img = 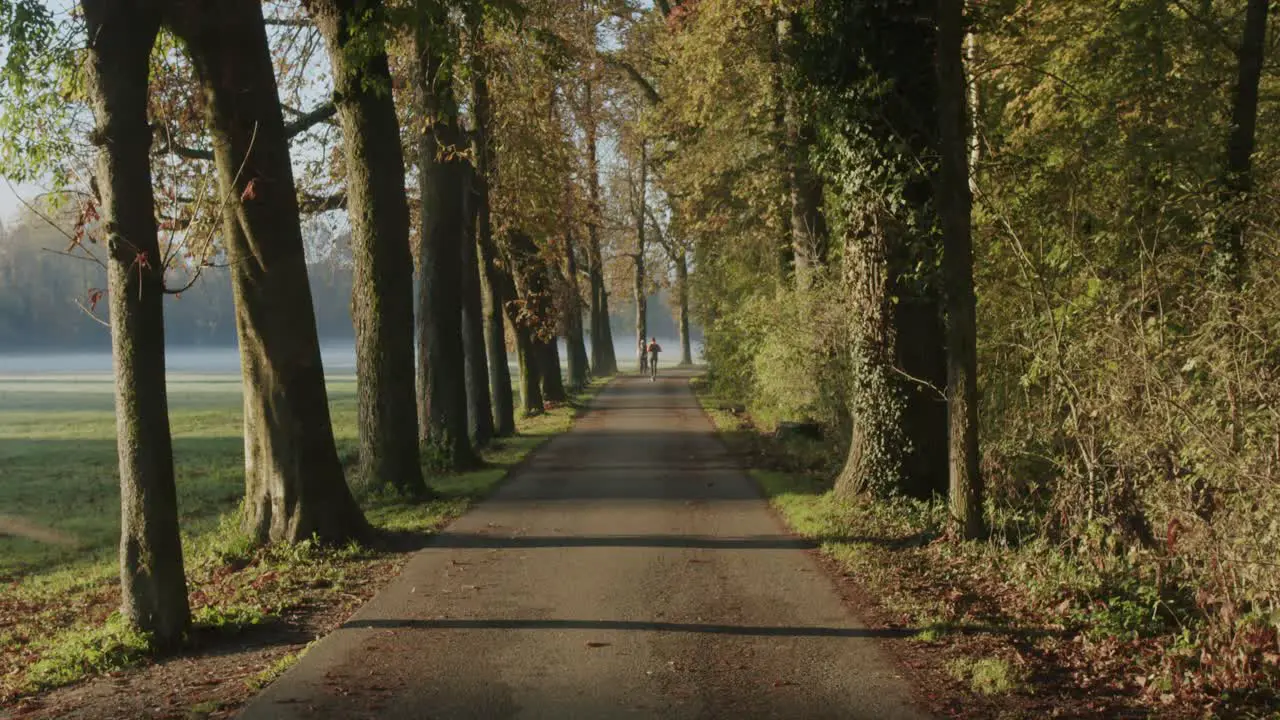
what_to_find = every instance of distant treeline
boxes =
[0,215,694,351]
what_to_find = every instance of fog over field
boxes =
[0,336,699,377]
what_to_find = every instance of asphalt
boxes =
[239,371,931,720]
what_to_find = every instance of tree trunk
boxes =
[85,0,190,648]
[584,75,618,376]
[311,0,426,495]
[1218,0,1269,288]
[780,17,828,289]
[676,248,693,366]
[832,5,947,502]
[538,336,567,402]
[467,8,515,438]
[461,162,494,446]
[478,235,516,435]
[634,141,648,372]
[170,0,367,544]
[773,17,795,279]
[512,319,544,416]
[503,231,550,415]
[966,32,982,191]
[937,0,983,539]
[414,1,476,470]
[563,232,591,390]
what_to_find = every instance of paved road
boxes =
[240,373,930,720]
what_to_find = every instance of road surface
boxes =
[240,372,930,719]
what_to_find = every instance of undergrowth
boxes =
[692,377,1278,717]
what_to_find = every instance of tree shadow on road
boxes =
[337,617,1068,642]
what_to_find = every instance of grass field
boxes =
[0,372,589,577]
[1,370,603,704]
[0,374,364,577]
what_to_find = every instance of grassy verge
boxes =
[0,375,608,706]
[690,377,1277,718]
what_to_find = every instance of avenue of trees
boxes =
[2,0,1277,698]
[636,0,1277,695]
[0,0,698,648]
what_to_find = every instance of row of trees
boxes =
[645,0,1278,692]
[0,0,698,649]
[0,212,689,352]
[609,0,982,530]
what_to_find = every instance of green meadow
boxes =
[0,373,362,577]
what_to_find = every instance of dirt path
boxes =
[239,373,931,720]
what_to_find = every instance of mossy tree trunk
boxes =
[85,0,190,648]
[831,1,948,502]
[310,0,426,496]
[169,0,367,544]
[414,0,477,470]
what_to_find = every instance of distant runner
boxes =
[647,337,662,381]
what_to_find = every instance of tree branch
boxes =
[298,191,347,214]
[155,128,213,161]
[154,101,334,162]
[264,16,313,27]
[601,54,660,105]
[283,101,337,138]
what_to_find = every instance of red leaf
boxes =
[241,177,259,201]
[87,288,105,312]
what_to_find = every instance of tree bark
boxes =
[169,0,367,544]
[1218,0,1269,288]
[563,231,591,390]
[310,0,426,495]
[501,229,547,415]
[85,0,190,648]
[584,74,618,375]
[773,17,795,279]
[478,235,516,434]
[512,318,544,416]
[937,0,983,539]
[675,247,693,366]
[966,32,982,191]
[538,336,567,402]
[461,161,494,445]
[414,0,477,470]
[832,2,948,502]
[467,7,515,437]
[780,16,828,288]
[634,141,648,372]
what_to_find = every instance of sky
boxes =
[0,180,42,224]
